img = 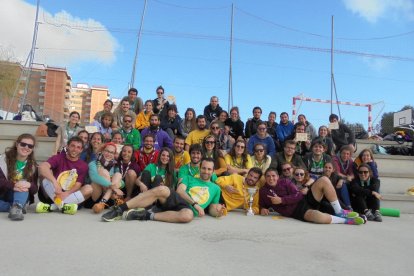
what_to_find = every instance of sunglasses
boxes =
[211,126,220,130]
[19,142,34,149]
[205,141,215,144]
[358,171,369,175]
[295,172,305,177]
[157,92,164,94]
[123,120,132,123]
[255,149,264,153]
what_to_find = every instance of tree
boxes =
[0,46,24,110]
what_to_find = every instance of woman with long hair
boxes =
[135,100,154,131]
[350,164,382,222]
[181,108,197,138]
[213,110,228,130]
[117,144,141,201]
[89,142,124,213]
[224,107,244,140]
[81,132,104,163]
[137,147,177,190]
[202,135,227,176]
[224,139,252,176]
[291,167,315,195]
[0,134,38,220]
[251,143,272,174]
[54,111,83,154]
[353,148,378,179]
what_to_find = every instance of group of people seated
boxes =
[0,86,382,225]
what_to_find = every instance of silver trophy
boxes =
[247,187,257,216]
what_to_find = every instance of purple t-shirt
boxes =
[47,154,88,186]
[118,161,141,180]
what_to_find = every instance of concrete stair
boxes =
[355,139,414,214]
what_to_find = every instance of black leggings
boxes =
[141,170,163,189]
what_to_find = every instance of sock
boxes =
[50,204,58,211]
[330,215,346,224]
[330,200,342,214]
[119,203,129,212]
[147,211,154,220]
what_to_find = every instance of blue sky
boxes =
[2,0,414,130]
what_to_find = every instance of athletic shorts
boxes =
[155,189,191,212]
[291,189,321,221]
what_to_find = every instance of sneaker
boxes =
[8,203,24,221]
[373,210,383,222]
[337,209,358,219]
[101,206,123,222]
[36,202,51,213]
[364,209,375,221]
[345,216,365,225]
[62,204,78,215]
[92,202,108,214]
[124,208,148,221]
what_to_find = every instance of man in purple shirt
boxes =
[259,167,364,225]
[37,137,93,214]
[141,114,173,150]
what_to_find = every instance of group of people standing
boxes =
[0,86,382,225]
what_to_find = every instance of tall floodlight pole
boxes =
[330,16,334,115]
[20,0,41,112]
[227,3,234,111]
[130,0,148,88]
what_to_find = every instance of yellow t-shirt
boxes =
[185,129,210,146]
[215,174,259,214]
[224,154,253,169]
[174,151,191,170]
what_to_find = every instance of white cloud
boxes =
[343,0,414,23]
[0,0,118,66]
[362,57,391,71]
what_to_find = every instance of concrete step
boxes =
[379,175,414,194]
[0,120,43,136]
[0,135,56,161]
[374,155,414,176]
[381,194,414,214]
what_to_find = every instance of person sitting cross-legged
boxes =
[101,158,225,222]
[259,167,365,225]
[37,137,93,215]
[215,167,262,214]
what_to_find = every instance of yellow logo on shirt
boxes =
[188,187,210,205]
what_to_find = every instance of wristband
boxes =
[191,202,198,207]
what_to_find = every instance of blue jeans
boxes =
[0,191,29,212]
[339,182,352,209]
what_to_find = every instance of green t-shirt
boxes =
[144,163,177,188]
[178,164,217,182]
[182,176,221,217]
[14,160,27,182]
